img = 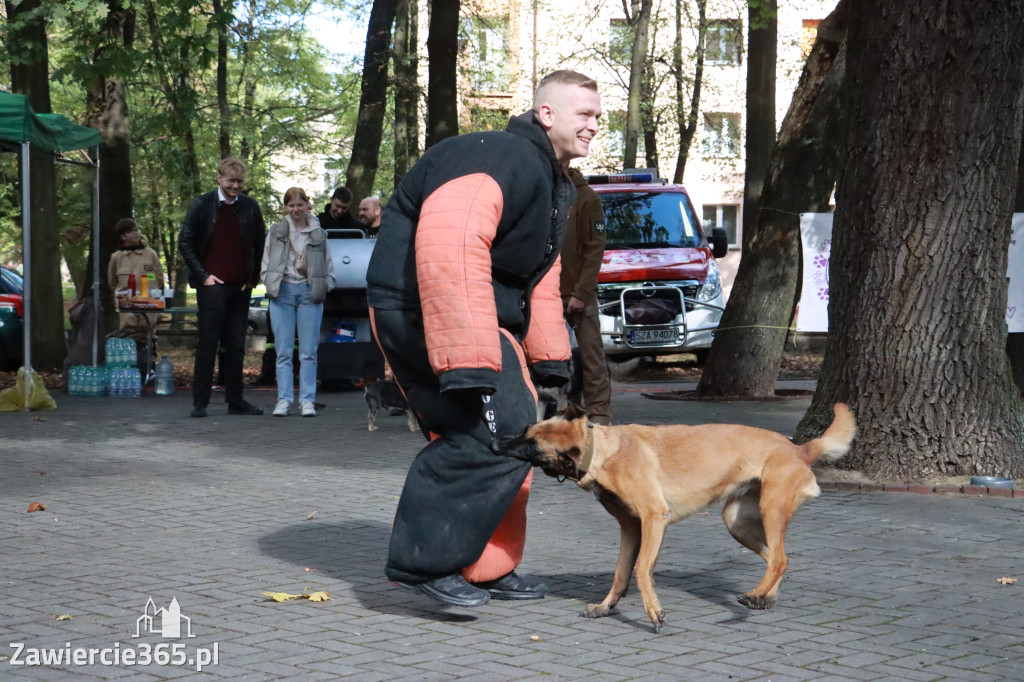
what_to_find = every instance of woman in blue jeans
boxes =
[260,187,334,416]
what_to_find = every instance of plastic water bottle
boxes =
[129,368,142,397]
[155,356,174,396]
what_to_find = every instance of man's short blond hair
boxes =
[532,70,599,111]
[217,156,247,178]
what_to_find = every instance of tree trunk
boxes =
[213,0,232,159]
[672,0,704,183]
[740,0,776,252]
[6,0,65,370]
[696,0,848,398]
[393,0,420,184]
[346,0,398,203]
[795,0,1024,480]
[426,0,460,148]
[640,59,658,172]
[144,0,204,309]
[624,0,652,169]
[85,0,136,334]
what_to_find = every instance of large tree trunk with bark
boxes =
[696,0,848,398]
[796,0,1024,480]
[425,0,460,148]
[740,0,776,253]
[346,0,397,202]
[85,0,136,334]
[6,0,65,370]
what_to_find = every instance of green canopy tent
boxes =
[0,90,101,406]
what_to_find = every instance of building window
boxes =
[706,19,741,65]
[801,19,822,60]
[465,16,511,93]
[466,106,510,133]
[605,110,627,158]
[609,19,633,67]
[702,112,741,158]
[703,204,739,247]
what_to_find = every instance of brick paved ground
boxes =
[2,381,1022,680]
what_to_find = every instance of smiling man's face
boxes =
[537,85,602,166]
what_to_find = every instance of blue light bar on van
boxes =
[585,172,655,185]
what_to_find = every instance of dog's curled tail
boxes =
[801,403,856,465]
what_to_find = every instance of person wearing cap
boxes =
[108,217,165,332]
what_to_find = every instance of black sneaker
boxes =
[227,400,263,416]
[474,571,548,600]
[392,574,490,607]
[190,405,207,418]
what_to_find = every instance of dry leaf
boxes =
[263,591,332,603]
[31,416,45,422]
[529,635,541,642]
[27,501,46,513]
[55,614,72,621]
[306,510,318,520]
[997,577,1017,585]
[264,591,302,602]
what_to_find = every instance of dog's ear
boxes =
[560,403,587,421]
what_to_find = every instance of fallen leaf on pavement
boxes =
[997,577,1017,585]
[55,614,72,621]
[263,591,331,602]
[27,501,46,513]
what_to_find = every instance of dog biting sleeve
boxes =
[416,174,503,388]
[523,255,572,363]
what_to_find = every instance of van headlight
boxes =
[696,260,722,302]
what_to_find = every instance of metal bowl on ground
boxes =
[969,476,1015,489]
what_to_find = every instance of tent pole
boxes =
[20,142,32,410]
[91,145,101,367]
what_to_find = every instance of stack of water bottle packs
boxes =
[106,337,143,397]
[67,338,142,397]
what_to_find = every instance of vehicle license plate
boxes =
[629,328,678,345]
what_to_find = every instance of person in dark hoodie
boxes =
[366,70,602,607]
[317,186,363,231]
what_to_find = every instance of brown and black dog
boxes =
[499,403,856,631]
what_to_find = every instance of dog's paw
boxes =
[737,593,776,610]
[582,603,611,619]
[646,608,666,631]
[368,424,380,432]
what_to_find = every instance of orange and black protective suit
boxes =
[367,111,574,585]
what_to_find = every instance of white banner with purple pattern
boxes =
[797,213,1023,333]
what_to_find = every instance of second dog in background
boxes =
[365,378,418,432]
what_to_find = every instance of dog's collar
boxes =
[578,423,595,476]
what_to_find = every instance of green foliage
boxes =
[0,0,367,282]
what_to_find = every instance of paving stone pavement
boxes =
[2,380,1023,680]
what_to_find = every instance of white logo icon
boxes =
[134,597,196,639]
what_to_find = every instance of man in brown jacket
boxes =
[560,167,611,424]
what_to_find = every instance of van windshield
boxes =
[597,191,704,249]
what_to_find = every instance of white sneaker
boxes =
[300,400,316,417]
[273,400,291,417]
